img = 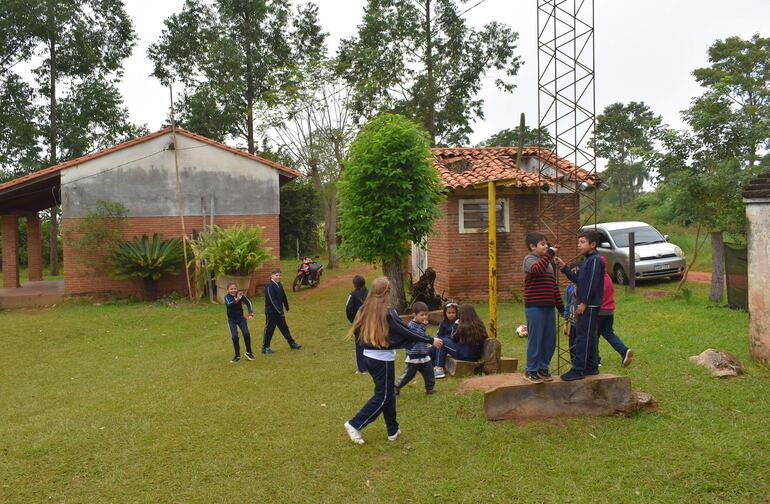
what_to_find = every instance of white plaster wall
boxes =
[746,199,770,362]
[61,133,280,218]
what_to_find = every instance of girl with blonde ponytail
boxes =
[344,277,443,444]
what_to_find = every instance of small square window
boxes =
[459,198,509,234]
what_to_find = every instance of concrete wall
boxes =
[745,199,770,362]
[61,133,279,218]
[427,191,578,300]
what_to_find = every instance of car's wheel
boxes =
[292,276,301,292]
[614,265,628,285]
[671,274,684,281]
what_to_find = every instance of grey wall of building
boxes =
[61,134,281,218]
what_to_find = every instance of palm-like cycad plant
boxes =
[112,234,184,299]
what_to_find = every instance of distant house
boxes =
[412,146,598,300]
[0,127,299,297]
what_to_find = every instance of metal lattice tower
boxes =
[537,0,597,372]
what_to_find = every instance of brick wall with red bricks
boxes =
[63,214,280,296]
[427,192,579,301]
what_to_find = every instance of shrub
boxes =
[66,200,127,275]
[193,224,273,277]
[112,233,185,299]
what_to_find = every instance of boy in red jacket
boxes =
[598,256,634,367]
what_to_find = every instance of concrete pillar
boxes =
[745,198,770,363]
[26,212,43,282]
[1,214,21,289]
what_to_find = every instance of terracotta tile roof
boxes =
[432,146,599,190]
[0,127,300,193]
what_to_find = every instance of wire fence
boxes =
[724,243,748,310]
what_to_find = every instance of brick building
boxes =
[411,147,598,300]
[0,127,299,297]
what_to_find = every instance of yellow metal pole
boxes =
[488,181,497,338]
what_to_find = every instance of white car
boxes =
[580,221,687,284]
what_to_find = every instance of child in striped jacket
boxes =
[394,301,435,395]
[522,232,564,383]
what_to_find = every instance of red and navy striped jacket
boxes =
[522,248,564,312]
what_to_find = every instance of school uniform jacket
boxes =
[561,250,605,308]
[224,293,254,319]
[345,288,368,323]
[358,309,435,352]
[265,280,289,317]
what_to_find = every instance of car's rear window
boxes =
[609,226,665,247]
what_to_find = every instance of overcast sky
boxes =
[119,0,770,149]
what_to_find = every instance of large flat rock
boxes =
[483,374,638,420]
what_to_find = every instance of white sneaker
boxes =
[623,348,635,368]
[344,422,364,444]
[387,429,401,441]
[434,366,446,379]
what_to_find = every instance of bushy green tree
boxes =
[1,0,142,275]
[279,179,322,258]
[661,34,770,300]
[336,0,521,146]
[338,113,444,309]
[593,101,662,207]
[148,0,323,154]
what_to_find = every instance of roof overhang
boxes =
[0,172,60,213]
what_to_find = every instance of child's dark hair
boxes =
[443,300,459,322]
[525,231,547,249]
[454,303,488,346]
[412,301,429,314]
[271,268,281,275]
[578,230,602,247]
[352,275,366,290]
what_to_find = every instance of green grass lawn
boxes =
[1,264,768,503]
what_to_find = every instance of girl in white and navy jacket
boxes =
[343,277,443,444]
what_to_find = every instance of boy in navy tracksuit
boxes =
[262,269,301,354]
[345,275,368,373]
[556,230,604,381]
[394,302,436,395]
[224,283,255,363]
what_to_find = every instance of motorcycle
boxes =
[292,256,324,292]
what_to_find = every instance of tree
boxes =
[592,102,662,207]
[0,74,41,180]
[148,0,321,154]
[265,67,356,269]
[683,34,770,301]
[338,114,444,309]
[279,178,322,258]
[479,124,554,148]
[1,0,139,276]
[260,7,352,269]
[336,0,521,146]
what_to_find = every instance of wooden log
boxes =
[499,357,518,373]
[446,357,479,377]
[484,374,637,420]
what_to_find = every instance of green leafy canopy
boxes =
[193,224,274,277]
[338,113,444,263]
[112,234,185,281]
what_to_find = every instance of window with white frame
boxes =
[458,198,509,234]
